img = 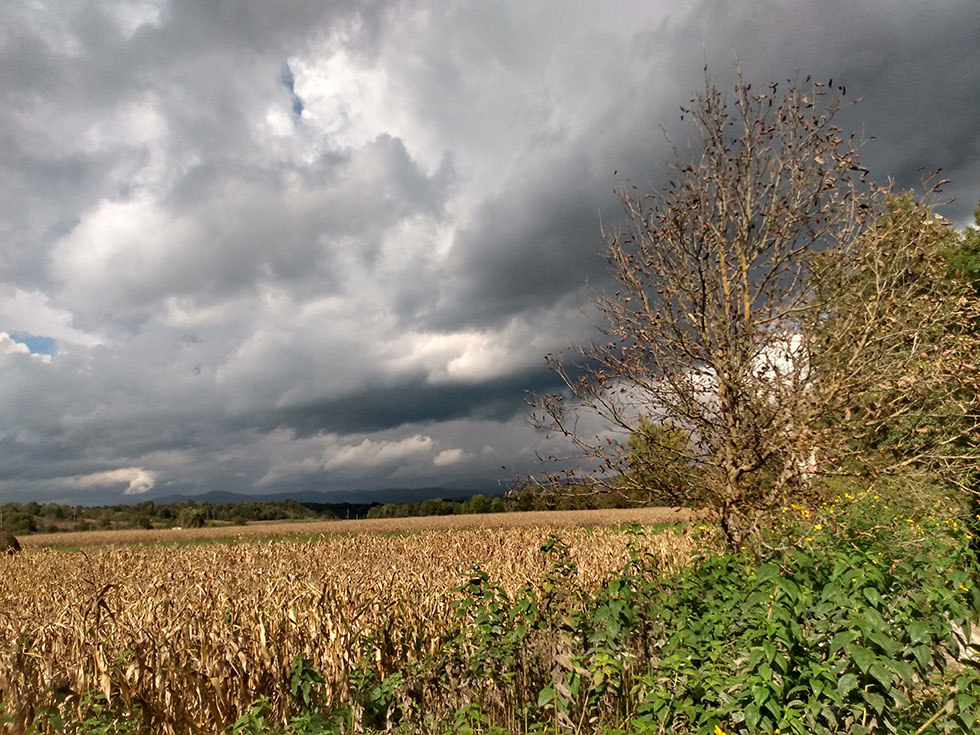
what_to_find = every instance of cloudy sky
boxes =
[1,1,979,505]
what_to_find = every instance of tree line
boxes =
[364,486,660,518]
[0,499,376,535]
[1,488,659,534]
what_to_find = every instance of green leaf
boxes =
[912,644,932,669]
[829,631,857,657]
[864,691,885,715]
[956,692,977,711]
[862,608,886,633]
[888,658,913,685]
[763,641,777,663]
[756,563,781,584]
[745,704,761,731]
[779,577,800,602]
[821,703,839,730]
[810,677,825,698]
[851,645,875,674]
[866,629,898,655]
[890,687,909,708]
[862,587,882,607]
[908,621,929,645]
[868,662,893,690]
[537,686,554,708]
[772,653,789,674]
[837,673,859,697]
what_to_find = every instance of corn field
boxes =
[0,525,697,733]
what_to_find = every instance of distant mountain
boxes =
[149,487,498,506]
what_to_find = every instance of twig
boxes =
[913,695,955,735]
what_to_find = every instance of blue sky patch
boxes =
[11,333,56,355]
[280,62,304,117]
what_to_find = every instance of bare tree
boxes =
[530,72,980,550]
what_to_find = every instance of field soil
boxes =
[20,505,693,549]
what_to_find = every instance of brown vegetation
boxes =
[0,522,698,733]
[0,530,19,554]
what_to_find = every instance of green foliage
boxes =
[27,690,145,735]
[462,493,505,514]
[176,506,206,529]
[439,496,980,734]
[946,199,980,296]
[0,498,358,536]
[228,697,274,735]
[364,488,652,519]
[348,655,407,732]
[625,420,696,504]
[116,486,656,523]
[2,510,36,534]
[631,509,980,734]
[288,655,325,714]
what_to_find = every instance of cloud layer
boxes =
[1,1,978,503]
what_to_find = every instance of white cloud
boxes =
[292,48,401,156]
[0,332,31,356]
[79,95,168,156]
[383,306,579,385]
[49,194,203,314]
[0,332,52,363]
[253,431,444,486]
[433,448,470,467]
[323,434,436,471]
[62,467,157,495]
[106,1,163,39]
[0,289,104,348]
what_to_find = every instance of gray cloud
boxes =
[1,0,978,504]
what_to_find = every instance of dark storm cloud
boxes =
[685,0,980,223]
[436,0,980,336]
[258,365,561,436]
[1,1,978,504]
[435,158,613,330]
